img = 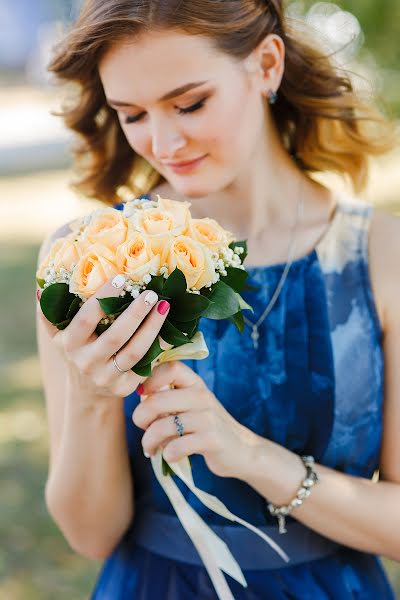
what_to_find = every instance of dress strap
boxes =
[316,195,374,278]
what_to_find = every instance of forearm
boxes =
[243,436,400,561]
[46,383,134,558]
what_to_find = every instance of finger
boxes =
[163,434,203,463]
[102,299,170,374]
[132,387,204,430]
[88,291,168,364]
[139,360,201,396]
[36,299,58,337]
[59,274,129,350]
[141,412,197,456]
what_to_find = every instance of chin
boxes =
[170,170,234,199]
[168,177,214,199]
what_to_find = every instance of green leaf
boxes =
[229,240,248,262]
[40,283,76,325]
[170,293,212,322]
[133,363,152,377]
[160,319,192,347]
[132,337,164,375]
[163,267,187,299]
[228,310,245,333]
[119,301,134,312]
[162,457,176,477]
[66,297,82,321]
[97,296,130,315]
[169,318,199,339]
[161,456,191,476]
[201,281,240,320]
[221,266,249,292]
[55,318,73,331]
[36,277,45,289]
[236,292,254,314]
[200,286,212,298]
[95,322,112,336]
[147,275,167,296]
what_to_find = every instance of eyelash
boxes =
[123,98,207,124]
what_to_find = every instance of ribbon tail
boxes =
[151,450,247,594]
[143,338,289,600]
[170,457,290,564]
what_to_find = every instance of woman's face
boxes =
[99,29,268,198]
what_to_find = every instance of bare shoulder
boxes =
[369,206,400,482]
[369,206,400,332]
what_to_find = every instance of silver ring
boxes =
[112,352,131,374]
[173,414,184,436]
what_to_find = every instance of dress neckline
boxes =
[139,191,342,273]
[245,197,342,272]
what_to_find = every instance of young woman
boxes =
[36,1,400,598]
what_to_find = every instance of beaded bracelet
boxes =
[267,455,319,534]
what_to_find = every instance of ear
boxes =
[244,34,285,98]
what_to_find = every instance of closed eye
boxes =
[123,98,208,125]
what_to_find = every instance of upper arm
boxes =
[36,222,74,479]
[368,208,400,483]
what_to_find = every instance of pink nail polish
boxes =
[36,289,41,302]
[157,300,170,315]
[137,384,144,395]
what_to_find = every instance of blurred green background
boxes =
[0,1,399,598]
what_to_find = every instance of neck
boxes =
[150,120,336,250]
[190,144,303,240]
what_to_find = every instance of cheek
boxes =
[121,123,149,156]
[207,92,264,163]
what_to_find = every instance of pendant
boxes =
[251,326,259,350]
[278,514,287,535]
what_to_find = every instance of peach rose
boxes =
[37,233,89,280]
[161,235,216,289]
[69,244,120,300]
[36,237,65,280]
[60,233,90,268]
[129,196,191,253]
[188,218,234,252]
[157,195,191,230]
[115,232,161,283]
[84,208,129,252]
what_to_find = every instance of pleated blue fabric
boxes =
[91,195,395,599]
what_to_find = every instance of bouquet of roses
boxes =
[36,194,254,378]
[36,195,288,599]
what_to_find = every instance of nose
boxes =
[150,116,186,161]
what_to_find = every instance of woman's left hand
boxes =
[132,360,260,479]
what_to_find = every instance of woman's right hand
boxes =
[37,274,170,399]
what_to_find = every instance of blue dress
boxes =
[91,195,395,599]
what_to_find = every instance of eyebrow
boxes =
[107,81,210,108]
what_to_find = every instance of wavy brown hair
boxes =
[48,0,397,205]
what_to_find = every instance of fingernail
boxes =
[137,384,144,395]
[36,289,41,302]
[111,274,126,289]
[157,300,170,315]
[143,450,150,458]
[144,290,158,307]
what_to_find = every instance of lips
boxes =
[166,155,206,167]
[165,154,208,174]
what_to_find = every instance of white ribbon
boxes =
[141,331,289,599]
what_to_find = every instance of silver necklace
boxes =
[243,182,305,350]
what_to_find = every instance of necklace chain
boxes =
[243,181,305,350]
